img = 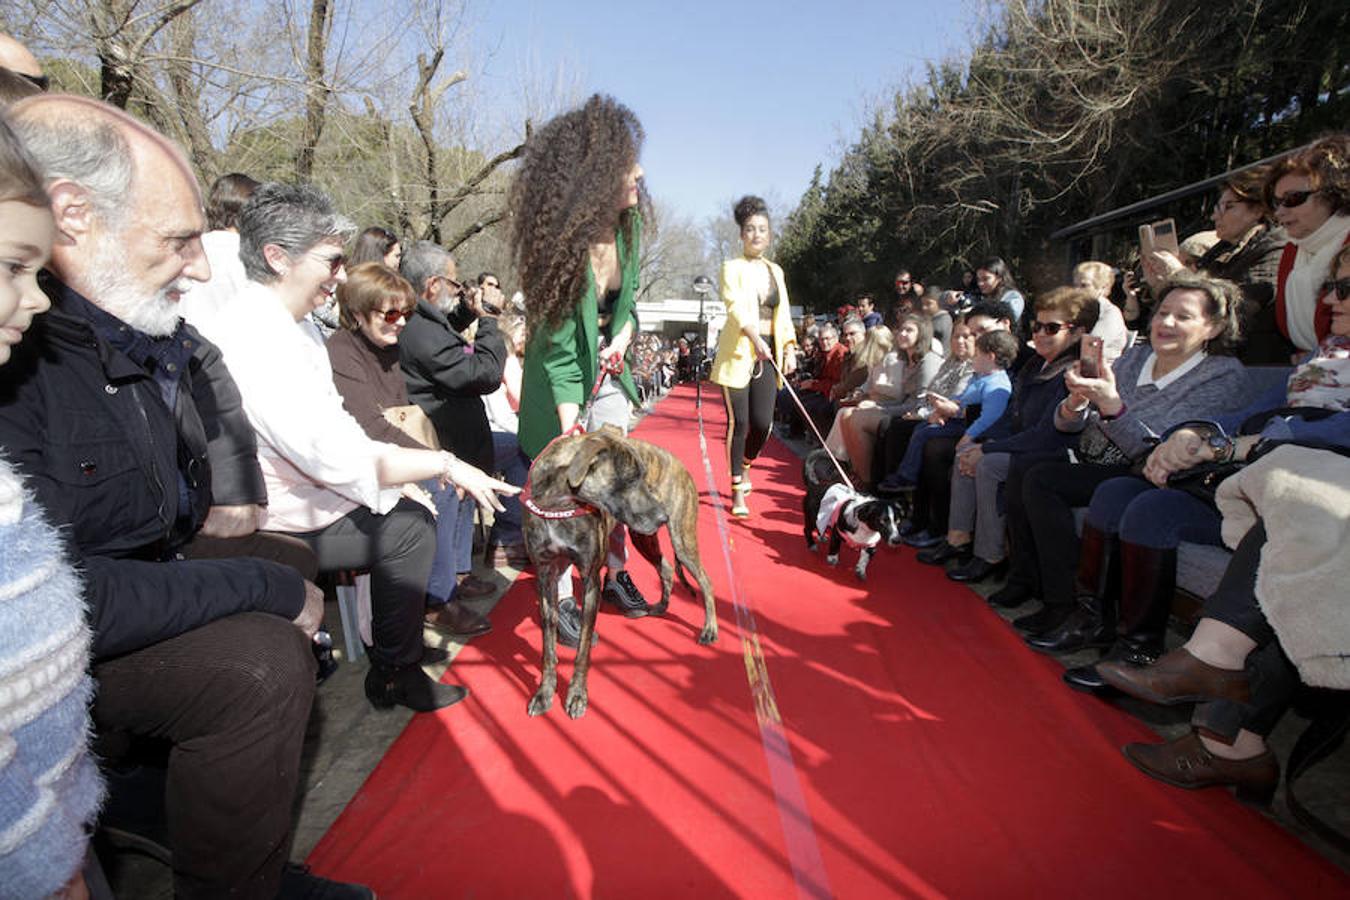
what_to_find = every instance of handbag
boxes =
[382,404,440,450]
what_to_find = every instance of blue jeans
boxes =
[895,420,966,484]
[1085,476,1223,549]
[424,479,476,604]
[489,430,529,544]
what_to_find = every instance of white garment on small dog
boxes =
[815,483,881,549]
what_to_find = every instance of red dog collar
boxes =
[520,483,598,520]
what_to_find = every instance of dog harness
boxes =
[815,484,881,549]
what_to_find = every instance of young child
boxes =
[880,329,1019,495]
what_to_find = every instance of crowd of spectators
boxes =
[775,132,1350,811]
[0,28,1347,898]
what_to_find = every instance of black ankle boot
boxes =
[365,663,468,712]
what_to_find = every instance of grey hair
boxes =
[398,239,453,295]
[238,182,355,284]
[818,322,839,339]
[8,110,133,225]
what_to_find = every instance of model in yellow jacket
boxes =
[709,195,797,517]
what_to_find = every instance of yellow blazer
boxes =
[710,255,797,389]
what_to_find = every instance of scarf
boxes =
[1281,213,1350,351]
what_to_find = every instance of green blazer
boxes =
[519,220,641,458]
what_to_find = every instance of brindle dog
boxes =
[524,425,718,719]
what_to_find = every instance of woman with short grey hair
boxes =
[193,182,517,714]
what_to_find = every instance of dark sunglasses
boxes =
[1031,320,1074,335]
[1321,278,1350,301]
[1273,189,1317,209]
[311,252,346,276]
[375,307,413,324]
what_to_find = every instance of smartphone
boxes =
[1139,217,1180,259]
[1079,334,1104,379]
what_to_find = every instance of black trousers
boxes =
[93,613,316,899]
[1000,449,1071,594]
[1021,460,1133,608]
[911,436,958,535]
[180,530,318,581]
[1198,521,1297,737]
[722,363,777,479]
[290,498,435,669]
[874,416,921,485]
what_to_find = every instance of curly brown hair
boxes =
[508,94,651,337]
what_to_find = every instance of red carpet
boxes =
[308,383,1349,898]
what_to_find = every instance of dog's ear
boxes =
[565,435,608,490]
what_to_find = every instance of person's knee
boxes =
[195,614,316,729]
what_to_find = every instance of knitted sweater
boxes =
[1056,345,1248,462]
[0,458,103,897]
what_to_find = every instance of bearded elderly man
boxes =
[0,95,370,900]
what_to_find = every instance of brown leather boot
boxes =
[424,602,492,639]
[1122,730,1278,805]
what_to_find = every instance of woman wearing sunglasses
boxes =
[327,262,495,642]
[1265,134,1350,356]
[195,184,517,713]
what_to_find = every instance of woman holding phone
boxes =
[1011,273,1247,640]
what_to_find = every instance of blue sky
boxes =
[470,1,975,225]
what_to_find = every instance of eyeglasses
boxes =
[1273,189,1316,209]
[843,330,865,340]
[894,279,911,286]
[310,251,346,276]
[1031,321,1075,335]
[1321,278,1350,301]
[1213,200,1247,215]
[375,307,414,324]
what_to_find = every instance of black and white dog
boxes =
[801,449,905,581]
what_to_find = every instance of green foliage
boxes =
[777,0,1350,312]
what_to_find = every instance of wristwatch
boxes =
[1205,432,1235,463]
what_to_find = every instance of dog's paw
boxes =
[651,599,670,616]
[527,690,555,717]
[805,539,818,552]
[825,554,839,566]
[854,566,868,582]
[697,624,718,645]
[563,690,589,720]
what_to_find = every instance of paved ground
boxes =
[101,399,1349,896]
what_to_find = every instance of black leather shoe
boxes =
[1012,605,1072,636]
[1026,605,1114,653]
[1063,663,1109,692]
[916,540,970,566]
[365,663,468,712]
[988,581,1034,608]
[421,644,450,665]
[604,571,653,617]
[902,530,943,549]
[947,557,1006,583]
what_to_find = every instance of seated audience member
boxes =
[919,285,952,352]
[830,316,881,406]
[1071,261,1131,363]
[973,256,1026,332]
[326,262,492,639]
[195,182,514,714]
[482,312,530,567]
[1178,230,1220,268]
[882,329,1016,501]
[870,316,976,486]
[2,96,368,899]
[888,268,923,326]
[858,293,882,329]
[397,240,508,606]
[887,299,1020,546]
[922,288,1097,581]
[1103,443,1349,804]
[791,319,857,437]
[0,111,102,900]
[177,171,259,330]
[1014,273,1248,640]
[1057,245,1350,692]
[831,315,938,489]
[349,224,401,269]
